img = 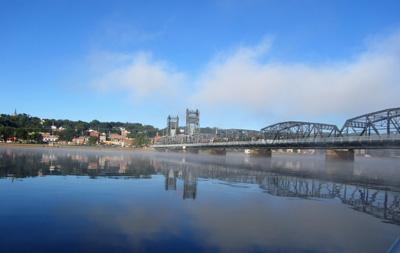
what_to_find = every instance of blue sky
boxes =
[1,0,400,130]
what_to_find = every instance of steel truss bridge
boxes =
[154,107,400,151]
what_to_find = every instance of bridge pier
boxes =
[166,149,182,153]
[249,149,272,157]
[209,149,226,155]
[185,149,199,154]
[326,149,354,162]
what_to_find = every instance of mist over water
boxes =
[0,147,399,252]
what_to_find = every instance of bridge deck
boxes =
[153,135,400,150]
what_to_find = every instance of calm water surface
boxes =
[0,147,399,252]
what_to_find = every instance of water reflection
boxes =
[183,170,197,200]
[262,176,399,225]
[0,148,156,179]
[1,147,399,225]
[165,169,177,190]
[163,161,197,200]
[1,147,400,252]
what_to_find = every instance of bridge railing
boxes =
[153,134,400,149]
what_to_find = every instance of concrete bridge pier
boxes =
[166,149,182,153]
[249,149,272,157]
[326,149,354,161]
[209,149,226,155]
[185,149,199,154]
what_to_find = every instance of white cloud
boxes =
[88,51,186,100]
[192,29,400,123]
[86,29,400,128]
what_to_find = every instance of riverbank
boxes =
[0,143,154,152]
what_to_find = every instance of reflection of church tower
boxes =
[165,169,176,191]
[183,171,197,200]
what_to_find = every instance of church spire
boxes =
[13,108,17,117]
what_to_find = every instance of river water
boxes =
[0,147,399,252]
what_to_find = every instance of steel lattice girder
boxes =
[186,109,200,136]
[261,121,340,140]
[167,115,179,137]
[217,129,260,140]
[339,107,400,136]
[186,109,200,125]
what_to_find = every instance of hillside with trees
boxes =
[0,113,160,143]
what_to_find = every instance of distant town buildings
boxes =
[41,133,58,142]
[71,136,89,145]
[100,133,107,143]
[6,128,153,148]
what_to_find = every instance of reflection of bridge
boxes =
[154,107,400,160]
[159,159,198,200]
[152,154,400,225]
[3,147,398,225]
[260,176,399,225]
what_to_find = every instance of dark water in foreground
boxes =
[0,147,399,252]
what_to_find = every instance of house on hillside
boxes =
[100,133,107,143]
[72,136,88,145]
[41,133,58,142]
[110,133,122,146]
[90,132,100,138]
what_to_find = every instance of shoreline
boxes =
[0,143,153,152]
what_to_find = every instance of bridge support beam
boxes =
[209,149,226,155]
[249,149,272,157]
[326,149,354,162]
[185,149,199,154]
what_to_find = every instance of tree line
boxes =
[0,113,161,143]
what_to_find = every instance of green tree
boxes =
[28,132,43,143]
[144,137,150,147]
[15,128,28,140]
[0,126,14,141]
[76,121,89,135]
[57,129,77,142]
[89,120,100,130]
[88,136,98,145]
[135,133,151,147]
[135,133,144,147]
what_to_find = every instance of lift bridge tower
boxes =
[167,115,179,137]
[186,109,200,142]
